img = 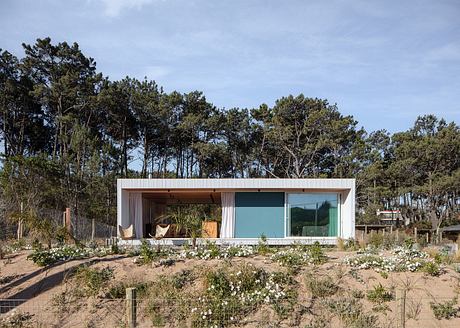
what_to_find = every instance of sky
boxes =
[1,0,459,133]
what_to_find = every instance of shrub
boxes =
[421,261,441,276]
[179,243,255,260]
[305,314,331,328]
[189,264,297,327]
[107,281,150,299]
[345,238,360,251]
[366,284,394,304]
[351,289,365,299]
[344,246,434,273]
[257,234,271,255]
[27,246,89,266]
[0,310,34,328]
[145,272,195,326]
[337,238,346,251]
[368,233,384,249]
[138,239,171,264]
[305,273,339,298]
[271,243,327,267]
[74,266,113,296]
[430,298,459,320]
[327,297,379,328]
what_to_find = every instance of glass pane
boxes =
[288,193,338,237]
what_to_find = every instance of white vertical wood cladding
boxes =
[118,178,355,190]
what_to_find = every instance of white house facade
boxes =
[117,178,356,245]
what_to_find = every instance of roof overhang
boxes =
[117,178,355,191]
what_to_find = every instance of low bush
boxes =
[305,273,339,298]
[366,284,394,304]
[430,298,459,320]
[73,266,113,296]
[344,246,436,273]
[0,310,35,328]
[368,233,384,249]
[271,243,327,267]
[421,261,441,276]
[256,234,272,255]
[188,264,297,327]
[145,271,196,326]
[179,243,255,260]
[27,246,90,266]
[137,240,172,264]
[326,297,379,327]
[107,281,150,299]
[27,245,114,266]
[351,289,365,299]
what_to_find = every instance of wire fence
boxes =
[1,295,460,327]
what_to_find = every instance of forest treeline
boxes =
[0,38,459,230]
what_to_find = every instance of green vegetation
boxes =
[366,284,394,304]
[271,243,327,267]
[0,38,458,239]
[305,273,339,298]
[73,266,113,296]
[326,297,379,328]
[0,311,35,328]
[430,298,459,320]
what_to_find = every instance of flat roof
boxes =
[118,178,355,190]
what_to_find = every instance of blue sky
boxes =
[1,0,459,133]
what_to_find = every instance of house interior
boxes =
[141,191,222,238]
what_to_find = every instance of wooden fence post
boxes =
[126,287,137,328]
[65,207,71,235]
[91,219,95,241]
[17,201,24,240]
[426,233,429,244]
[414,228,418,241]
[397,288,406,328]
[396,229,399,242]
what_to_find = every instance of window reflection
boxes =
[288,193,338,237]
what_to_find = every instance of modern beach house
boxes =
[117,178,355,245]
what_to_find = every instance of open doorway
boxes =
[142,191,222,238]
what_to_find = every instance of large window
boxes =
[287,193,339,237]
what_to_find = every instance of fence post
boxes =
[396,229,399,242]
[17,201,24,240]
[397,288,406,328]
[426,233,429,244]
[91,219,95,241]
[414,227,417,241]
[65,207,71,236]
[126,287,136,328]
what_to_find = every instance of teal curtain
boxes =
[328,206,338,236]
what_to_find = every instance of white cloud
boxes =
[95,0,156,17]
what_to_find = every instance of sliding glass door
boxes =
[287,193,339,237]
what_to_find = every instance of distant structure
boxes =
[376,209,407,226]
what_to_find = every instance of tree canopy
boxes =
[1,38,459,228]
